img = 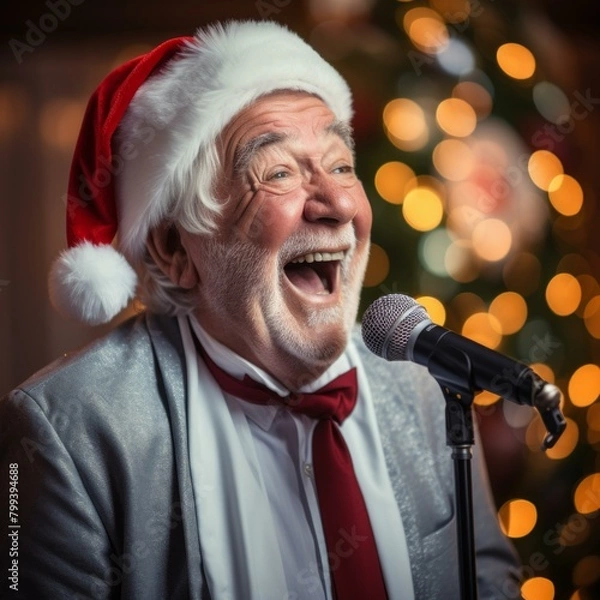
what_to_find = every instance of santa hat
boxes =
[49,20,353,326]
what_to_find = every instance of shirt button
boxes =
[304,463,313,477]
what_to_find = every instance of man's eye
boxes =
[333,165,355,175]
[268,170,289,180]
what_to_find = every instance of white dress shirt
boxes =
[179,315,414,600]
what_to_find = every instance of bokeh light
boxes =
[546,273,582,316]
[573,473,600,514]
[420,229,452,276]
[548,175,584,216]
[498,499,537,538]
[530,363,556,384]
[0,84,29,139]
[462,312,502,348]
[452,80,493,119]
[521,577,555,600]
[415,295,446,324]
[39,99,86,151]
[586,404,600,431]
[568,364,600,408]
[572,555,600,588]
[363,243,390,287]
[545,418,579,460]
[489,292,528,335]
[471,219,512,262]
[583,296,600,338]
[533,81,571,124]
[401,7,449,54]
[383,98,429,151]
[402,187,444,231]
[374,161,416,204]
[496,43,536,80]
[474,390,502,406]
[435,98,477,137]
[445,240,480,282]
[528,150,564,191]
[432,139,475,181]
[437,38,475,76]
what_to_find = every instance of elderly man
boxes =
[1,20,519,600]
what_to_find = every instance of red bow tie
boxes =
[197,342,388,600]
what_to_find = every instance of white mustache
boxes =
[279,228,357,267]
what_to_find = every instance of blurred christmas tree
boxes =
[307,0,600,597]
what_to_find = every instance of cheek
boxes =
[237,193,302,249]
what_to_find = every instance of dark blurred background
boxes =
[1,1,599,598]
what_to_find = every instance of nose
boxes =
[303,172,357,226]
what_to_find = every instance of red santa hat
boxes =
[49,20,353,325]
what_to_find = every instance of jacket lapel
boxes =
[146,313,204,600]
[354,330,447,600]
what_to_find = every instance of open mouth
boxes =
[283,250,344,296]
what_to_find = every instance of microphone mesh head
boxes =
[361,294,430,361]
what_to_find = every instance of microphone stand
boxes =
[425,343,566,600]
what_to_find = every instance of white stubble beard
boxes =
[197,227,369,379]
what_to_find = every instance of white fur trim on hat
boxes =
[48,242,137,326]
[116,20,353,262]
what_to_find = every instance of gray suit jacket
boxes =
[1,313,520,599]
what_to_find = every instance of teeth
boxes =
[291,251,345,264]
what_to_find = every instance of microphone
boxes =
[361,294,561,409]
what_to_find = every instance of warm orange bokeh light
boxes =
[498,499,537,538]
[489,292,528,335]
[374,161,416,205]
[402,7,449,54]
[383,98,429,151]
[402,187,444,231]
[471,219,512,262]
[584,296,600,338]
[528,150,564,191]
[546,273,582,316]
[521,577,554,600]
[569,364,600,408]
[436,98,477,137]
[545,418,579,460]
[462,312,502,349]
[415,295,446,325]
[573,473,600,514]
[363,243,390,288]
[548,174,584,216]
[496,43,536,79]
[432,139,475,181]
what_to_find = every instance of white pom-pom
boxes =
[48,242,137,326]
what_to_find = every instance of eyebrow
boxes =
[233,119,355,176]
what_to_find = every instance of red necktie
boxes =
[197,344,388,600]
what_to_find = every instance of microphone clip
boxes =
[532,382,566,450]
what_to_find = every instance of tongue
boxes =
[285,264,327,295]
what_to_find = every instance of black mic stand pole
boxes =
[425,342,567,600]
[427,349,479,600]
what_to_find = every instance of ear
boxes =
[146,222,199,289]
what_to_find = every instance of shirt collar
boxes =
[189,317,354,430]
